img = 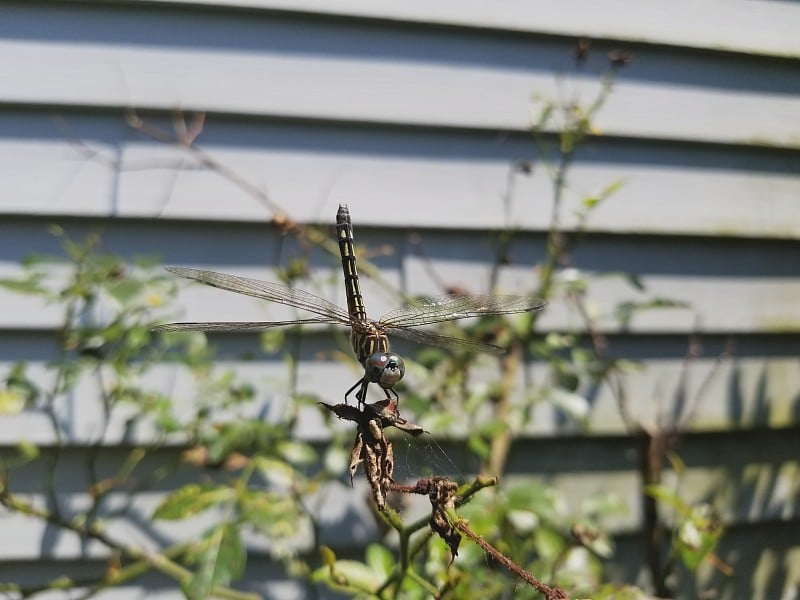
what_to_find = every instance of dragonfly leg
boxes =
[344,377,367,407]
[344,376,398,409]
[355,378,371,408]
[384,387,400,404]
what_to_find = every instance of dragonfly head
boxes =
[364,352,405,390]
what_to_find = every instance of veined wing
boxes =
[153,317,340,333]
[388,325,508,355]
[379,294,545,328]
[164,266,353,323]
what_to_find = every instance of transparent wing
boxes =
[165,266,353,324]
[379,294,545,328]
[153,317,340,333]
[388,326,508,355]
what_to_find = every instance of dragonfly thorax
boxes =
[350,321,391,364]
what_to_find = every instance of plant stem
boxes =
[447,508,567,599]
[0,490,259,600]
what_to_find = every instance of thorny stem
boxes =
[405,569,439,596]
[447,509,567,599]
[407,529,435,564]
[571,253,733,596]
[40,238,101,521]
[373,505,412,594]
[83,367,121,533]
[483,106,575,490]
[389,475,497,536]
[638,427,670,598]
[487,341,521,476]
[487,160,527,294]
[645,336,733,596]
[675,336,734,430]
[373,476,497,596]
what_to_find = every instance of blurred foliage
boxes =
[0,56,730,600]
[0,230,319,600]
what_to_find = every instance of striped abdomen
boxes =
[336,204,368,324]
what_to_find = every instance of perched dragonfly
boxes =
[154,205,545,406]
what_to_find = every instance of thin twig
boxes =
[448,510,567,599]
[0,491,259,600]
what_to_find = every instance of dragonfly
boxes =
[154,205,546,406]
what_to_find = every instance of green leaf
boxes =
[0,276,47,295]
[238,491,302,538]
[550,388,590,422]
[47,224,65,237]
[622,272,645,291]
[645,484,692,517]
[599,178,626,198]
[313,559,379,592]
[555,364,580,391]
[277,440,317,465]
[614,358,643,373]
[260,329,286,354]
[184,524,246,598]
[132,255,163,269]
[666,450,686,474]
[533,526,565,561]
[581,492,628,519]
[581,195,601,210]
[254,456,299,488]
[543,332,575,349]
[205,420,281,462]
[593,584,650,600]
[0,389,25,415]
[15,441,40,462]
[467,433,490,459]
[506,509,539,534]
[531,99,554,129]
[320,545,336,567]
[477,418,508,438]
[106,278,144,304]
[572,521,615,558]
[365,544,394,580]
[506,482,567,523]
[152,484,232,520]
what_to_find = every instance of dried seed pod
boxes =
[349,431,364,486]
[427,477,461,560]
[318,399,424,511]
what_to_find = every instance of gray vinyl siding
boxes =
[0,2,798,599]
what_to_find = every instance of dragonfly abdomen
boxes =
[337,204,368,323]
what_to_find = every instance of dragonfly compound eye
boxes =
[365,352,405,389]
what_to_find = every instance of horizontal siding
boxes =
[118,0,800,58]
[1,328,797,445]
[0,2,798,599]
[1,521,794,600]
[4,262,800,333]
[0,432,796,600]
[2,219,799,334]
[1,430,796,553]
[1,5,799,148]
[0,113,798,238]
